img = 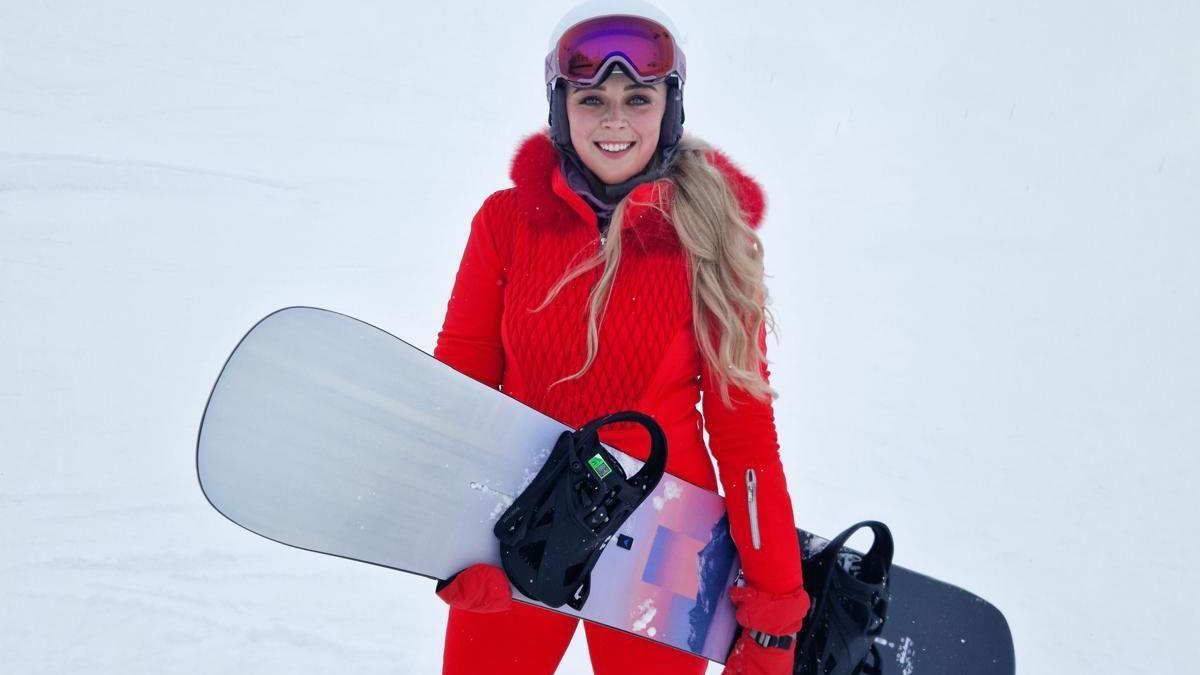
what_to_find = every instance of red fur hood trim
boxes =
[507,132,766,251]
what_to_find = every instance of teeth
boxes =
[599,142,633,153]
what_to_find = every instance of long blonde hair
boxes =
[530,136,778,409]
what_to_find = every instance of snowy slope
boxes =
[2,1,1197,673]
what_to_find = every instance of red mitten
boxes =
[722,582,810,675]
[434,563,512,613]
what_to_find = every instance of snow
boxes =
[651,480,682,511]
[631,598,658,635]
[2,1,1198,673]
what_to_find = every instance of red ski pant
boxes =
[442,602,709,674]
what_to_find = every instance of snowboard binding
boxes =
[493,411,668,610]
[793,521,893,675]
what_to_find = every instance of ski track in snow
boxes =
[0,151,301,192]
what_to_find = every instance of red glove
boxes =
[723,582,811,674]
[434,563,512,613]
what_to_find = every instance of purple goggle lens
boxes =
[546,15,686,87]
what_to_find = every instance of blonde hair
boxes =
[530,136,778,409]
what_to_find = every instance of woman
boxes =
[432,2,809,673]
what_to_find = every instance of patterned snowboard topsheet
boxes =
[196,307,1015,672]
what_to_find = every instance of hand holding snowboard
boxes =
[722,583,810,674]
[435,563,512,614]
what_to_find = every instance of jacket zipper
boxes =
[746,468,761,550]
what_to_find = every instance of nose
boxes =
[600,112,628,129]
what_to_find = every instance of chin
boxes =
[595,167,637,184]
[581,149,656,185]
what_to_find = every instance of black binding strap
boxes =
[793,521,893,675]
[493,411,668,610]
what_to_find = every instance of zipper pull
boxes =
[746,468,761,550]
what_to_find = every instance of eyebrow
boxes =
[576,82,655,92]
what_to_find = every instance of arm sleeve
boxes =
[433,195,507,389]
[701,325,804,595]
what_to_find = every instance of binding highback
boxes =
[794,521,894,675]
[493,411,667,609]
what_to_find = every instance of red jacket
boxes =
[434,132,803,595]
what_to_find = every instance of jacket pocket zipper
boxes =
[746,468,761,550]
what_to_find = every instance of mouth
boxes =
[594,141,635,157]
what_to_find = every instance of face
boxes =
[566,71,667,185]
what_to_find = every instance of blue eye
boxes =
[574,93,653,107]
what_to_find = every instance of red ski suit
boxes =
[434,132,804,674]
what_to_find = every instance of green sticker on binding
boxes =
[588,453,613,480]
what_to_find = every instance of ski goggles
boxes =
[544,15,687,89]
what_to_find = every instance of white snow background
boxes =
[2,1,1197,672]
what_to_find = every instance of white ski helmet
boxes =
[544,0,686,152]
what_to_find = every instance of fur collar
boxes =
[507,132,766,252]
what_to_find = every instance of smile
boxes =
[595,141,635,155]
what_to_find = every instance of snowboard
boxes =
[196,307,1015,673]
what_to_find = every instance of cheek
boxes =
[634,109,662,155]
[634,102,663,140]
[566,106,597,144]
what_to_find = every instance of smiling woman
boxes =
[431,1,810,674]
